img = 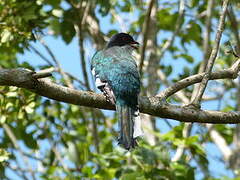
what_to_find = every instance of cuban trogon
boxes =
[91,33,143,150]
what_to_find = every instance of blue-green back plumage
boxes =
[91,33,143,150]
[92,46,140,107]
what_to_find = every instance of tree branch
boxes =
[190,0,229,107]
[202,0,214,71]
[227,5,240,54]
[29,45,54,66]
[139,0,155,77]
[1,68,240,124]
[157,59,240,99]
[140,0,158,146]
[110,9,127,32]
[206,124,232,161]
[74,25,89,89]
[158,0,185,62]
[40,39,74,89]
[3,124,36,180]
[157,69,189,104]
[30,43,84,88]
[172,123,192,162]
[191,0,214,101]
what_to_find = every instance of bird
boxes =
[91,33,143,150]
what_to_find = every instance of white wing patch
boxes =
[95,77,106,88]
[92,67,116,104]
[92,68,105,88]
[91,68,96,76]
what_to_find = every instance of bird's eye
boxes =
[122,37,127,41]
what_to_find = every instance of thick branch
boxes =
[1,68,240,124]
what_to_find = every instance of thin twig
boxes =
[158,0,185,62]
[203,0,214,71]
[227,5,240,54]
[8,165,42,173]
[81,1,91,26]
[52,146,69,171]
[91,110,99,153]
[29,45,54,66]
[157,69,189,104]
[139,0,155,77]
[190,0,229,107]
[30,43,77,88]
[64,71,86,88]
[34,67,86,88]
[7,166,28,180]
[3,124,36,180]
[78,26,90,90]
[157,59,240,99]
[71,0,91,90]
[206,124,232,161]
[172,123,192,162]
[191,0,214,101]
[110,9,127,32]
[40,40,74,88]
[40,40,58,65]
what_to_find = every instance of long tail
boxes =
[116,103,143,150]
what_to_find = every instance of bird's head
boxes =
[107,33,139,50]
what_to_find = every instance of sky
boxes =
[5,2,236,180]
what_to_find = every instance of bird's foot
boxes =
[103,90,115,105]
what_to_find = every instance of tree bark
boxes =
[1,68,240,124]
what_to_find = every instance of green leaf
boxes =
[0,116,6,124]
[136,147,158,166]
[1,30,12,43]
[0,149,10,162]
[44,0,61,7]
[52,9,63,17]
[186,167,195,180]
[185,136,199,145]
[25,101,36,114]
[21,131,38,149]
[157,9,178,31]
[82,166,93,177]
[60,20,75,44]
[174,54,194,63]
[120,172,145,180]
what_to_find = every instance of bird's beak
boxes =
[130,41,140,50]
